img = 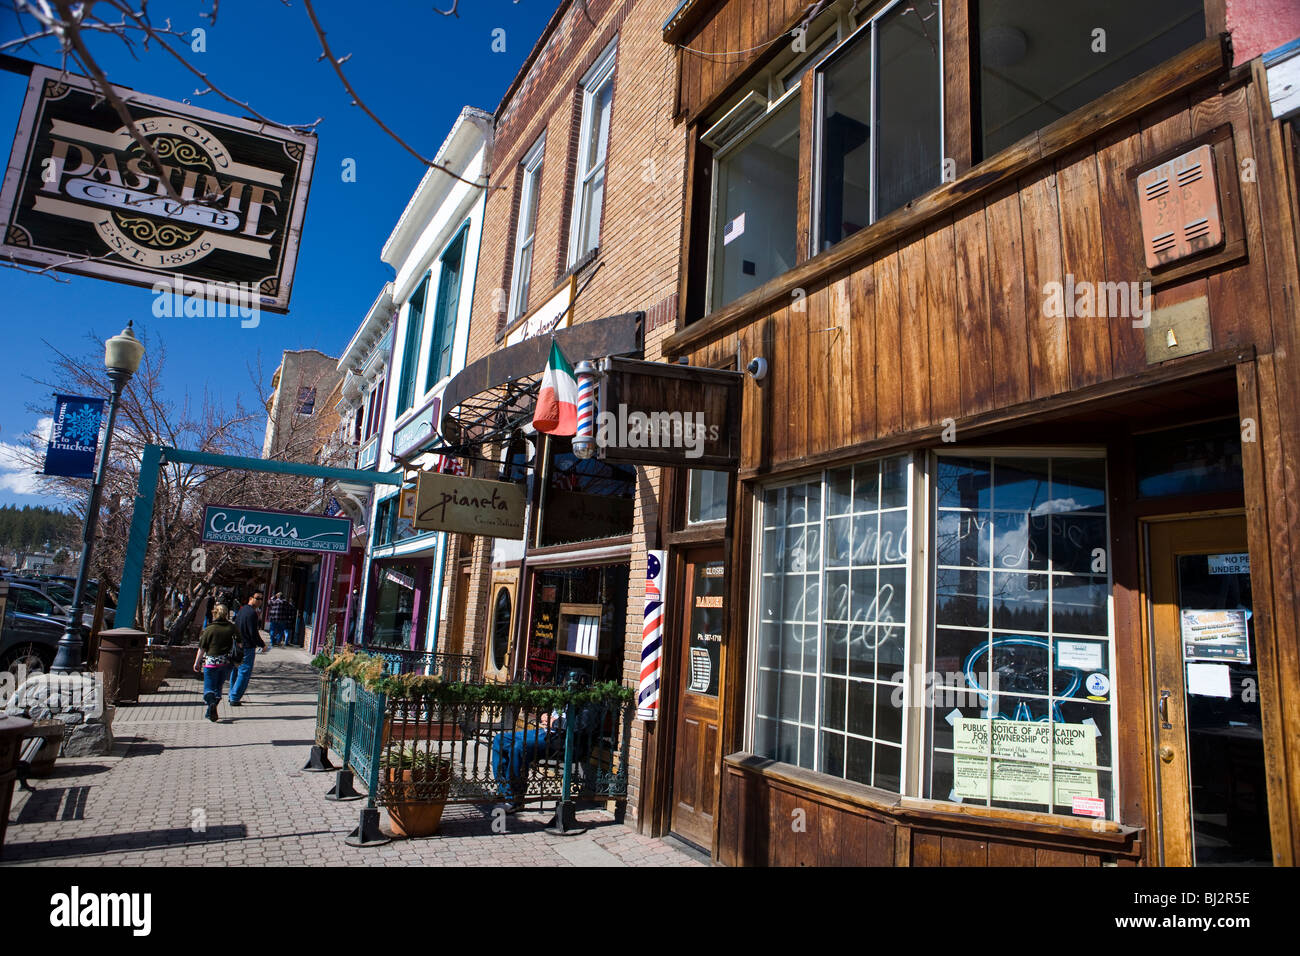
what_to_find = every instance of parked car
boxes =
[0,582,79,681]
[0,574,115,628]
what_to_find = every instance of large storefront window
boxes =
[749,451,1117,818]
[370,562,426,648]
[753,456,911,790]
[524,565,628,684]
[926,454,1115,817]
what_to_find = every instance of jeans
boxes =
[202,663,232,704]
[229,648,256,703]
[490,729,554,802]
[268,622,288,646]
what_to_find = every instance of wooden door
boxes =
[447,564,470,654]
[1146,515,1272,866]
[670,548,726,849]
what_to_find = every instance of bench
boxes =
[15,735,45,793]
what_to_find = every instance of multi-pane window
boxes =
[926,454,1115,817]
[296,386,316,415]
[816,0,942,251]
[569,42,616,265]
[753,456,911,790]
[395,275,429,414]
[975,0,1205,159]
[425,225,467,392]
[710,95,800,311]
[509,137,545,322]
[750,451,1117,820]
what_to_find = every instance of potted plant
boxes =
[380,745,451,838]
[138,655,171,695]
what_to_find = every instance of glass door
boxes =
[1146,515,1271,865]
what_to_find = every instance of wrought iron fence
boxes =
[312,669,633,814]
[364,646,478,682]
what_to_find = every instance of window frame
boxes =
[703,85,802,315]
[508,135,546,324]
[811,0,946,255]
[394,273,430,415]
[746,454,917,791]
[744,445,1121,822]
[424,222,470,394]
[567,40,618,268]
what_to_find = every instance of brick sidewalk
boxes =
[2,647,706,868]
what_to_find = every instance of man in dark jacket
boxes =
[229,591,266,706]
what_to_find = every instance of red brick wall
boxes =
[460,0,688,827]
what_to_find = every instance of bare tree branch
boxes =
[302,0,491,190]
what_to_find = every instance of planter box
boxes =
[144,644,202,681]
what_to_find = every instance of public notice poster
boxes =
[1180,608,1251,662]
[953,718,1099,806]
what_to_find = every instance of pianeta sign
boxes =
[413,472,526,539]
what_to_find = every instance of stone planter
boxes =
[139,657,171,695]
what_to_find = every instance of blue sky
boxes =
[0,0,556,507]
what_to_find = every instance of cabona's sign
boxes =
[413,472,526,539]
[201,506,350,554]
[0,66,316,312]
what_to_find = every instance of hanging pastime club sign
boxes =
[0,65,316,312]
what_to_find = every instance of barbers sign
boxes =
[0,65,316,312]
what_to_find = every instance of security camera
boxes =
[746,357,768,381]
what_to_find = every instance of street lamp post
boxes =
[51,322,146,674]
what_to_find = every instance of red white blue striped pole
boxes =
[572,360,597,460]
[639,550,666,720]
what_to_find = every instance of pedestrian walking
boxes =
[193,604,238,723]
[267,592,295,647]
[229,590,267,706]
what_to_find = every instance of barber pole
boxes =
[572,360,598,460]
[639,550,666,720]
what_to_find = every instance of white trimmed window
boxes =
[568,40,617,266]
[509,135,546,323]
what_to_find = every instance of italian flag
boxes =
[533,340,578,435]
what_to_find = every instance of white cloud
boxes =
[0,418,59,499]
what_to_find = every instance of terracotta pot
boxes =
[385,765,450,838]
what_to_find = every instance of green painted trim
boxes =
[161,447,403,485]
[117,443,161,628]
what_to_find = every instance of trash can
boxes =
[97,628,147,705]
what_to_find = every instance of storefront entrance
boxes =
[669,547,726,849]
[1145,514,1272,866]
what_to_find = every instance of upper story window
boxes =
[509,136,546,323]
[568,41,617,266]
[708,93,801,312]
[816,0,942,251]
[425,225,468,393]
[296,386,316,416]
[975,0,1205,159]
[395,274,430,415]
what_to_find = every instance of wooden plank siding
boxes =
[680,77,1286,479]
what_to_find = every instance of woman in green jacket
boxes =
[194,604,239,722]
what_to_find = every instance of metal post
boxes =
[547,674,583,835]
[116,443,162,633]
[346,689,390,846]
[52,371,127,673]
[326,685,362,801]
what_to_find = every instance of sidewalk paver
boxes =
[2,646,705,868]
